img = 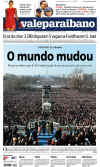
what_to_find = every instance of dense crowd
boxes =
[4,88,96,126]
[50,88,96,126]
[3,121,96,146]
[3,87,96,146]
[4,89,42,126]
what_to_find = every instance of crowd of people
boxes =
[3,122,96,146]
[3,87,96,146]
[50,88,96,126]
[4,89,42,126]
[48,126,96,146]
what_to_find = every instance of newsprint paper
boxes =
[0,0,99,166]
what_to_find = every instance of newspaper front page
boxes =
[2,0,98,166]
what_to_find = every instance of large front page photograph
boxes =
[3,43,96,146]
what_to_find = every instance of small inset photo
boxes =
[35,0,53,17]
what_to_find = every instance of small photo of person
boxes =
[35,0,53,17]
[40,0,48,11]
[35,8,42,18]
[4,0,22,31]
[4,0,19,31]
[44,7,53,17]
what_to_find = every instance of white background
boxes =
[0,0,100,167]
